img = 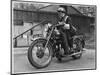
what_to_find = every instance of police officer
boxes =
[57,6,77,54]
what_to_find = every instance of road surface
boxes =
[12,48,96,74]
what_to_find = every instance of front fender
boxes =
[35,38,52,45]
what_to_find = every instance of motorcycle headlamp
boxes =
[44,23,52,32]
[48,23,52,27]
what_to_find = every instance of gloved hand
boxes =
[64,24,70,29]
[58,22,65,25]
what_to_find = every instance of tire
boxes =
[72,39,83,59]
[28,38,53,69]
[56,51,62,62]
[57,57,62,62]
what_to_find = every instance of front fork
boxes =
[44,26,54,50]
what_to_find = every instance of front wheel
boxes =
[28,39,53,69]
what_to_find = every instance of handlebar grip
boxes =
[55,24,64,27]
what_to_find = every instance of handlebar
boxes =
[54,24,64,27]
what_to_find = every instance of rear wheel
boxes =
[28,39,53,68]
[56,50,62,62]
[72,39,83,59]
[56,55,62,62]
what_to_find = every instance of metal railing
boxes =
[13,20,46,47]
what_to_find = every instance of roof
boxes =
[13,4,94,18]
[39,5,83,16]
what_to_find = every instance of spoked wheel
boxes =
[28,39,53,69]
[72,38,83,59]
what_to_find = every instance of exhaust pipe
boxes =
[69,51,82,57]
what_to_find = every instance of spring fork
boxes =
[44,26,55,50]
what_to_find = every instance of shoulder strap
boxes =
[64,16,69,22]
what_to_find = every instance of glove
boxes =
[64,24,70,29]
[58,22,65,25]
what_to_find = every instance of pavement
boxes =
[12,47,28,54]
[12,47,94,54]
[12,47,96,74]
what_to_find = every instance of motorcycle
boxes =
[27,22,85,69]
